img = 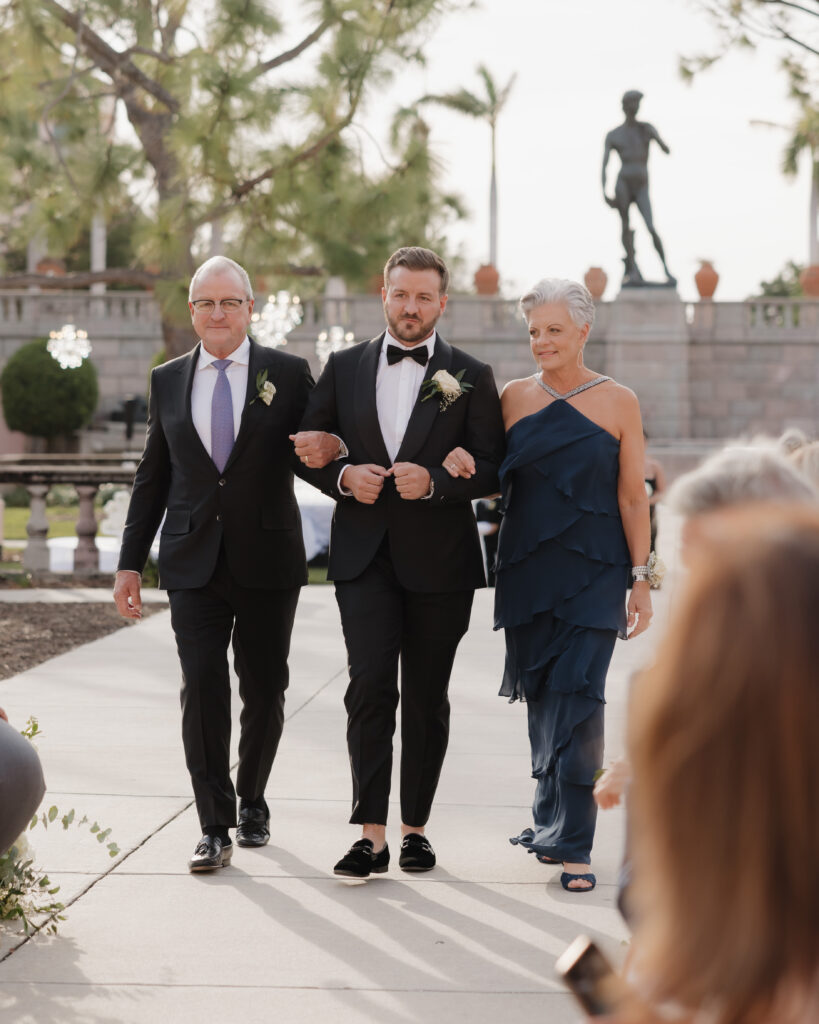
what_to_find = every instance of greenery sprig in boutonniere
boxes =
[420,369,473,411]
[250,369,276,405]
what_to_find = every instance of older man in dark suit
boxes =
[114,256,338,871]
[294,246,505,877]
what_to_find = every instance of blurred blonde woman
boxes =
[615,504,819,1024]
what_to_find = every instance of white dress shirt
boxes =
[191,336,251,457]
[376,329,436,462]
[338,330,436,495]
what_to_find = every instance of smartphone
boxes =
[555,934,628,1016]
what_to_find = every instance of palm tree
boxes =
[420,65,516,268]
[783,101,819,265]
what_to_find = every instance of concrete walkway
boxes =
[0,538,680,1023]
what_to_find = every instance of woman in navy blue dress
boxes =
[494,278,652,892]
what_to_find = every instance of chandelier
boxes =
[316,325,355,369]
[250,290,303,348]
[47,323,92,369]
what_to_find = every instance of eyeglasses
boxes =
[190,298,249,314]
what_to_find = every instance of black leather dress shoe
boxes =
[399,833,436,872]
[188,835,232,872]
[236,806,270,847]
[333,839,390,878]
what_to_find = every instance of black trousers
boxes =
[334,539,474,827]
[168,549,300,830]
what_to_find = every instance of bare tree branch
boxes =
[757,1,819,17]
[42,0,180,113]
[247,17,335,81]
[123,45,173,64]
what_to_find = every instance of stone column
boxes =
[24,485,50,572]
[90,206,107,295]
[604,288,690,439]
[74,485,100,573]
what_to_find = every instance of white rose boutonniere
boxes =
[420,368,473,411]
[250,369,276,406]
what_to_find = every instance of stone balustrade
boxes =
[0,455,137,573]
[1,290,817,442]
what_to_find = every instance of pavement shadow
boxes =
[192,844,592,1016]
[0,936,129,1024]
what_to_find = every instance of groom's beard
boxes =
[384,307,439,346]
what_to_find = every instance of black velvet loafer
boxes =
[236,806,270,848]
[188,835,233,872]
[398,833,436,872]
[333,839,390,878]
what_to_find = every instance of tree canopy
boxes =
[681,1,819,88]
[0,0,466,354]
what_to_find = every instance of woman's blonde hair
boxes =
[628,504,819,1024]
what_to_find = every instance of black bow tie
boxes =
[386,344,428,366]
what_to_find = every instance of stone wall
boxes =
[0,290,817,454]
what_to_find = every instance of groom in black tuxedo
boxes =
[114,256,339,871]
[294,246,505,876]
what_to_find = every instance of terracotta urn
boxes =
[584,266,608,300]
[35,257,66,276]
[798,264,819,297]
[694,260,719,300]
[474,263,500,296]
[367,272,385,295]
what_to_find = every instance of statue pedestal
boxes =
[604,288,690,439]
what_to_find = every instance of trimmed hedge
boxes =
[0,338,99,439]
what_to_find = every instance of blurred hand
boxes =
[342,464,391,504]
[113,570,143,620]
[290,431,341,469]
[442,447,476,479]
[393,462,431,500]
[0,707,8,723]
[627,582,652,638]
[594,758,631,810]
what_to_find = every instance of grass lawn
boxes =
[4,505,80,540]
[307,564,329,585]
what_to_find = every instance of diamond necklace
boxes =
[532,372,611,400]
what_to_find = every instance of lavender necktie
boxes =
[210,358,234,472]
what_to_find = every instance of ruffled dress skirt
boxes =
[494,402,630,864]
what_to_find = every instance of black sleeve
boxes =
[117,368,171,572]
[426,363,506,504]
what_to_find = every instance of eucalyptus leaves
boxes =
[0,717,118,939]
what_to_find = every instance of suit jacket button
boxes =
[218,478,226,486]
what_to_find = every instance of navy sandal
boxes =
[560,871,596,892]
[536,853,561,864]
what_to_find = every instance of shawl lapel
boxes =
[394,335,454,463]
[353,334,392,467]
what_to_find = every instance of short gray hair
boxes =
[668,445,818,518]
[519,278,596,330]
[189,256,253,301]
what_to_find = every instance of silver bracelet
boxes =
[631,565,650,583]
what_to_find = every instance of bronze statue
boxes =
[602,90,676,287]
